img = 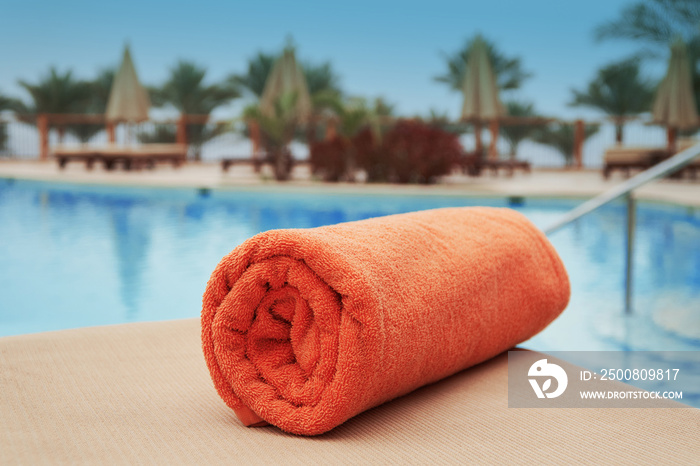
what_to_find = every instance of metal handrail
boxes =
[543,142,700,314]
[544,143,700,235]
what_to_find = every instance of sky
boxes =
[0,0,666,121]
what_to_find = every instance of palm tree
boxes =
[137,125,176,144]
[230,47,343,143]
[330,97,393,138]
[92,68,116,106]
[500,100,540,158]
[570,59,654,143]
[533,123,599,166]
[420,109,468,135]
[302,60,342,97]
[596,0,700,51]
[0,91,21,154]
[434,34,531,92]
[230,53,342,99]
[152,60,239,160]
[343,97,394,181]
[310,96,394,181]
[302,61,343,142]
[228,52,277,99]
[0,124,6,154]
[242,94,299,181]
[0,93,19,112]
[18,67,92,114]
[17,67,92,142]
[69,68,115,143]
[595,0,700,109]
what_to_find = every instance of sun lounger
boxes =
[221,154,310,174]
[1,319,697,464]
[460,152,531,177]
[480,158,531,176]
[683,158,700,179]
[135,144,188,167]
[675,139,700,180]
[602,146,668,179]
[221,157,260,172]
[54,144,187,171]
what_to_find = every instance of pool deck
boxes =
[2,318,698,465]
[1,159,699,207]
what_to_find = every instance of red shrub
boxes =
[312,120,463,184]
[309,137,349,182]
[353,128,390,183]
[372,120,462,184]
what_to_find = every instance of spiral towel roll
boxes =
[201,207,570,435]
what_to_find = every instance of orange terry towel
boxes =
[201,207,570,435]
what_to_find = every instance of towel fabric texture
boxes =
[201,207,570,435]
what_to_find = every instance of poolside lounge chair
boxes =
[54,144,187,171]
[221,157,256,172]
[602,146,668,179]
[675,139,700,179]
[1,319,697,464]
[683,157,700,179]
[480,158,531,176]
[461,151,531,177]
[221,150,305,176]
[221,152,269,172]
[460,151,482,176]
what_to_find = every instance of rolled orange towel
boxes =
[201,207,569,435]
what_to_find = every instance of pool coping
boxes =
[1,160,699,209]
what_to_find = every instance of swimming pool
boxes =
[1,178,699,401]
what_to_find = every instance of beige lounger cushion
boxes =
[677,139,700,167]
[603,147,657,164]
[132,144,187,156]
[52,144,186,156]
[98,145,131,155]
[1,319,698,465]
[677,139,698,152]
[52,145,126,156]
[52,146,96,156]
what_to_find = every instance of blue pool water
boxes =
[1,178,699,404]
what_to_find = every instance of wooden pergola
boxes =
[34,113,212,161]
[32,112,593,169]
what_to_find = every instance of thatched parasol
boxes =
[461,36,506,157]
[259,47,312,124]
[106,45,150,125]
[651,39,699,151]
